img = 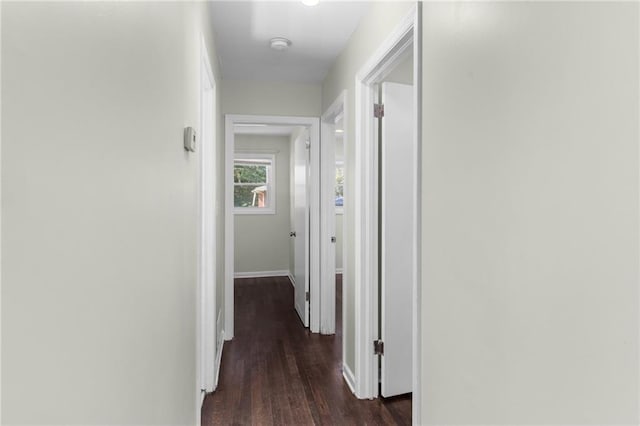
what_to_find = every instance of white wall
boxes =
[222,80,321,117]
[421,2,639,424]
[321,0,415,378]
[385,51,413,85]
[1,2,223,424]
[234,134,291,274]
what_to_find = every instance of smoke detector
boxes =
[270,37,292,51]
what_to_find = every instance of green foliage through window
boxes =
[234,157,273,210]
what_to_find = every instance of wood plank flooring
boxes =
[201,275,411,425]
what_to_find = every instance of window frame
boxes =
[233,152,276,215]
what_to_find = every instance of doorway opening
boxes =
[320,91,347,335]
[352,3,421,423]
[197,35,218,418]
[224,115,321,340]
[320,91,350,392]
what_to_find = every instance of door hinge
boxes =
[305,291,310,302]
[374,339,384,355]
[374,103,384,118]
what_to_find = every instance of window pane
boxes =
[234,164,267,184]
[233,154,274,212]
[234,185,269,208]
[335,186,343,206]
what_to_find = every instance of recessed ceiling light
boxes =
[301,0,319,6]
[335,129,344,134]
[269,37,292,51]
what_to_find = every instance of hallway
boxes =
[201,276,411,425]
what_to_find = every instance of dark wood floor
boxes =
[201,275,411,425]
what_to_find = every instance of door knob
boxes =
[290,231,297,237]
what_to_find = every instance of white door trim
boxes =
[353,5,421,425]
[224,114,321,338]
[320,91,347,336]
[197,34,217,418]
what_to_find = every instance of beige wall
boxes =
[234,134,291,274]
[1,2,223,424]
[421,2,639,424]
[321,0,415,378]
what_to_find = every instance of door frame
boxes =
[320,91,347,336]
[353,4,421,423]
[197,34,217,406]
[224,114,321,338]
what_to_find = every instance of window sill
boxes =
[234,208,276,215]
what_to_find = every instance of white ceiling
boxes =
[210,1,372,84]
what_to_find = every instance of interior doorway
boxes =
[197,36,217,409]
[320,91,347,337]
[378,62,415,398]
[224,115,321,339]
[352,3,421,422]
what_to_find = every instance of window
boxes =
[335,161,344,214]
[234,153,276,214]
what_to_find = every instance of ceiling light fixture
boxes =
[335,129,344,134]
[301,0,319,6]
[269,37,292,51]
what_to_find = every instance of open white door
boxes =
[293,129,310,326]
[380,82,415,397]
[320,112,340,335]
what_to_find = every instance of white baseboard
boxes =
[234,270,290,279]
[287,273,295,287]
[343,363,356,395]
[336,268,343,274]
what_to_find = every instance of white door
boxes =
[380,82,415,397]
[320,118,338,335]
[293,129,310,326]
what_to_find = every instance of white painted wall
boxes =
[222,80,321,117]
[421,2,639,424]
[1,2,223,424]
[234,134,291,274]
[321,0,415,379]
[385,52,413,85]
